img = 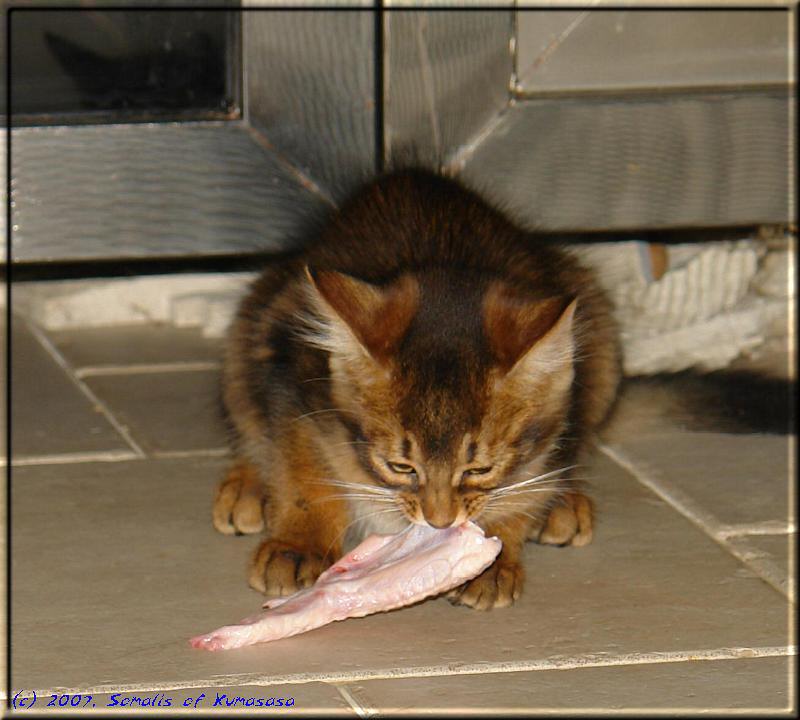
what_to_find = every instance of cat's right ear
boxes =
[304,267,419,363]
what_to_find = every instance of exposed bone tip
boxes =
[189,634,216,651]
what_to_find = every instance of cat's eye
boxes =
[463,467,492,476]
[387,461,416,475]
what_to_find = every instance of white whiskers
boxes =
[489,464,579,498]
[312,478,395,496]
[289,408,350,424]
[309,493,397,506]
[328,439,374,450]
[479,465,579,523]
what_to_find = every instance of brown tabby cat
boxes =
[213,169,621,610]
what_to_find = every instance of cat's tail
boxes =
[614,368,795,435]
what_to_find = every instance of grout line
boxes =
[334,684,375,719]
[75,362,221,379]
[717,520,797,539]
[596,440,794,602]
[6,450,141,468]
[722,536,795,601]
[25,324,147,458]
[4,645,794,701]
[152,448,229,460]
[5,447,230,468]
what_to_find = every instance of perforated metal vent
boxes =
[9,122,328,263]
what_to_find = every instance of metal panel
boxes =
[516,10,790,94]
[10,123,328,263]
[384,9,512,166]
[243,9,375,203]
[458,91,791,231]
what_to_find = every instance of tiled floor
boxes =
[5,316,796,715]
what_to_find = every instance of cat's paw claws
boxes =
[535,491,593,547]
[447,561,523,610]
[249,540,329,596]
[213,466,265,535]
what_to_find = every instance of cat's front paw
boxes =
[447,561,523,610]
[534,490,593,547]
[249,539,330,596]
[213,463,265,535]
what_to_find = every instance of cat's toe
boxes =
[534,491,593,547]
[213,465,265,535]
[249,540,328,596]
[448,562,523,610]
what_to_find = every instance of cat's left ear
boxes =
[483,283,578,377]
[305,267,419,363]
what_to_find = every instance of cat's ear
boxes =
[483,283,577,376]
[305,267,419,363]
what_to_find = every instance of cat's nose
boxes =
[420,487,457,528]
[426,517,453,529]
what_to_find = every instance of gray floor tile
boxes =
[84,371,227,454]
[343,656,794,714]
[11,453,790,693]
[603,430,792,528]
[10,318,132,458]
[83,684,354,715]
[48,324,222,369]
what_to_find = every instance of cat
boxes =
[213,168,622,610]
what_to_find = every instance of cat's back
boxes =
[304,168,574,288]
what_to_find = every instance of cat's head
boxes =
[303,266,578,529]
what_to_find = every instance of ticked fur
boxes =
[214,169,621,609]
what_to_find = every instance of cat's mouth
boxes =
[408,508,473,529]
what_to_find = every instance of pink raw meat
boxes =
[190,521,502,651]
